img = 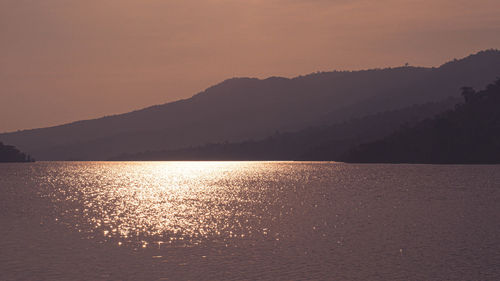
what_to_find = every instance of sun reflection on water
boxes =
[39,161,308,247]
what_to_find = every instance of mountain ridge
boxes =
[1,49,500,160]
[5,50,497,135]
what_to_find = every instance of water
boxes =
[1,162,499,280]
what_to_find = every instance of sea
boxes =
[1,161,499,280]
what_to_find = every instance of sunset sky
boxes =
[1,0,500,133]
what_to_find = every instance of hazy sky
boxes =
[1,0,500,132]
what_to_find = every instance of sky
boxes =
[1,0,500,133]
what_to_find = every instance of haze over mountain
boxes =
[111,98,459,161]
[1,50,500,160]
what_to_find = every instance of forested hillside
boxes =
[343,79,500,164]
[111,98,458,161]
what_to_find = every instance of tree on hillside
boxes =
[0,142,34,162]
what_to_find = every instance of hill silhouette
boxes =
[342,79,500,164]
[1,50,500,160]
[111,98,458,161]
[0,142,34,163]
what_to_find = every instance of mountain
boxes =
[1,50,500,160]
[0,142,34,163]
[110,97,459,161]
[342,79,500,164]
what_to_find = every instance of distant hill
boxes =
[2,50,500,160]
[111,97,459,161]
[342,79,500,164]
[0,142,34,163]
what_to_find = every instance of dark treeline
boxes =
[110,97,458,161]
[343,79,500,164]
[0,142,34,162]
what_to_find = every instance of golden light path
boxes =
[40,161,315,248]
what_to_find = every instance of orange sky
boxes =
[1,0,500,132]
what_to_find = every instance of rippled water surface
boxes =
[1,162,500,280]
